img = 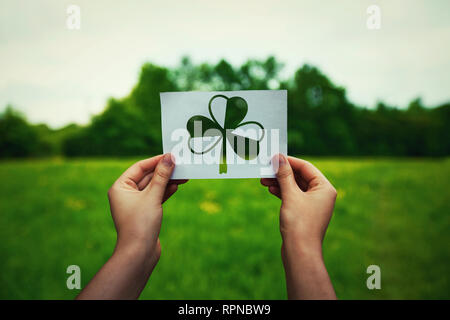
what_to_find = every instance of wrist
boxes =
[115,231,156,255]
[281,232,323,260]
[113,239,159,273]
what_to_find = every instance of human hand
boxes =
[260,154,337,299]
[77,154,187,300]
[261,154,337,249]
[108,153,187,268]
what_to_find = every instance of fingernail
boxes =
[162,153,174,166]
[271,154,285,172]
[272,154,286,166]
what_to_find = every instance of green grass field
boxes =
[0,158,449,299]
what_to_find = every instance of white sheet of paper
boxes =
[160,90,287,179]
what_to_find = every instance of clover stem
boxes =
[219,134,227,174]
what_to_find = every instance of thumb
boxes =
[273,154,298,198]
[146,153,175,202]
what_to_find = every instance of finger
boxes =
[162,184,178,203]
[262,169,306,191]
[172,179,189,185]
[137,172,153,190]
[119,155,164,187]
[268,185,281,199]
[287,157,330,191]
[260,178,278,187]
[273,154,299,198]
[146,153,175,202]
[139,175,188,191]
[294,173,309,192]
[262,173,305,191]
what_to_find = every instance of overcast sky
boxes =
[0,0,449,128]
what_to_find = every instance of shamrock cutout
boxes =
[186,95,265,174]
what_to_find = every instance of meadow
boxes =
[0,158,449,299]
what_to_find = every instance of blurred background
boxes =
[0,0,449,299]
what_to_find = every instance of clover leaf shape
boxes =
[186,94,265,174]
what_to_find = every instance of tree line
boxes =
[1,56,449,158]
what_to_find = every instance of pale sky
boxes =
[0,0,449,128]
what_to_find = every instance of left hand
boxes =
[108,153,187,267]
[77,154,187,300]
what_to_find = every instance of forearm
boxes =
[76,243,156,300]
[281,236,336,300]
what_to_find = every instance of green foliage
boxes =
[129,63,177,149]
[1,57,449,158]
[0,106,84,158]
[0,106,40,157]
[0,158,448,299]
[63,98,153,156]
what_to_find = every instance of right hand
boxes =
[261,154,337,299]
[260,154,337,251]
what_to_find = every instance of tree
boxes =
[63,99,153,156]
[0,106,39,157]
[128,63,177,149]
[2,57,447,158]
